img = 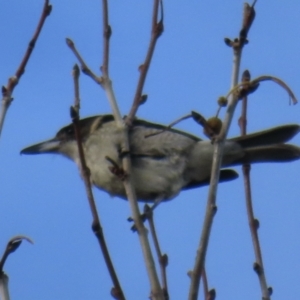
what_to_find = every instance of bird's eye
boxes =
[66,128,73,135]
[56,126,74,140]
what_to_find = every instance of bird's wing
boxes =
[129,122,199,158]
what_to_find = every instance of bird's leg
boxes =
[143,194,166,218]
[129,194,165,232]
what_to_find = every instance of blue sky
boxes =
[1,1,300,299]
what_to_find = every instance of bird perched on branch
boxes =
[21,115,300,203]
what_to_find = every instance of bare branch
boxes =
[239,70,271,300]
[0,0,52,137]
[70,68,126,299]
[126,0,164,123]
[144,205,169,299]
[72,64,80,111]
[100,0,112,76]
[188,3,256,299]
[66,2,167,297]
[66,38,102,85]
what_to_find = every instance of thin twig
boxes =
[70,66,126,300]
[0,0,51,137]
[126,0,164,124]
[101,0,111,76]
[238,70,271,300]
[0,235,33,300]
[145,113,192,138]
[188,3,256,299]
[0,236,33,273]
[144,205,169,299]
[202,268,209,298]
[251,76,297,105]
[98,1,163,298]
[225,75,297,105]
[72,64,80,111]
[202,268,216,300]
[66,38,102,85]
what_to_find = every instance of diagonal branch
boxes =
[70,65,126,300]
[126,0,164,124]
[0,0,52,137]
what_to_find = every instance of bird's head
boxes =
[20,115,114,160]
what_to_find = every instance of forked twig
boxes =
[188,2,257,299]
[0,0,52,137]
[99,1,163,298]
[66,1,164,297]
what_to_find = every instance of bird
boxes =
[21,115,300,204]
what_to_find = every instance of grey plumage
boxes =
[21,115,300,202]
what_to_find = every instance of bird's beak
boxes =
[21,138,60,155]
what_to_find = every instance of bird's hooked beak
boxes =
[21,138,61,155]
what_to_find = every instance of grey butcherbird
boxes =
[21,115,300,203]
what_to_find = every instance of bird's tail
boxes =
[230,124,300,164]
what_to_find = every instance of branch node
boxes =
[208,288,216,300]
[212,204,218,216]
[104,25,112,39]
[253,218,260,230]
[139,94,148,105]
[46,4,52,16]
[253,262,262,275]
[268,286,273,296]
[224,38,233,47]
[110,286,123,299]
[159,254,168,267]
[187,270,193,279]
[91,220,101,234]
[155,20,164,38]
[28,39,36,52]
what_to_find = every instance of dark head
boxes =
[20,115,114,158]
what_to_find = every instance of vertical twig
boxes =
[126,0,164,124]
[71,65,126,300]
[144,205,169,299]
[238,70,271,300]
[99,0,122,122]
[188,2,257,299]
[0,0,52,137]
